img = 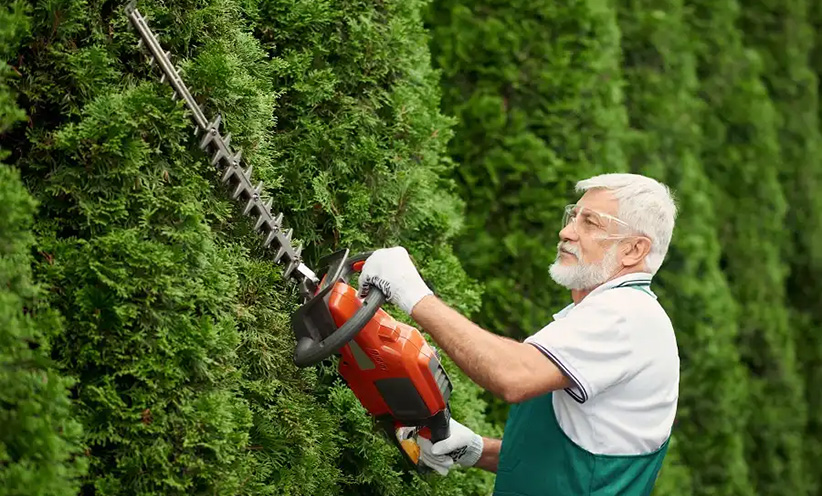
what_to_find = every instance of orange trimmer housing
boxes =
[291,249,452,470]
[331,279,451,431]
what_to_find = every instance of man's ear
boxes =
[621,237,652,268]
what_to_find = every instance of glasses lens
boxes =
[562,204,575,228]
[563,205,613,234]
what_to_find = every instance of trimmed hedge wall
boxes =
[1,3,87,492]
[2,0,495,494]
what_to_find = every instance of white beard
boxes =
[549,242,621,291]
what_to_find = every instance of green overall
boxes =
[494,282,670,496]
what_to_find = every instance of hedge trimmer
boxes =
[124,2,453,473]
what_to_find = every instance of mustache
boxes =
[557,242,580,257]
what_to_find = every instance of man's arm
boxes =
[475,437,502,473]
[410,294,571,404]
[358,246,571,403]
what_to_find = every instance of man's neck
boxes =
[570,267,647,304]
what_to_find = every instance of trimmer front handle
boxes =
[292,249,384,367]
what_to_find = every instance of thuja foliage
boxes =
[735,0,822,493]
[616,1,753,494]
[21,48,257,496]
[0,167,88,496]
[685,0,809,494]
[802,3,822,490]
[0,3,87,494]
[3,0,496,494]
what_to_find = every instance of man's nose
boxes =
[559,222,578,242]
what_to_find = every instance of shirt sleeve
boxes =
[524,303,635,403]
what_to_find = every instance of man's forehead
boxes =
[577,189,618,214]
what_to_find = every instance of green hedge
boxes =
[736,1,822,494]
[1,3,87,493]
[3,0,496,494]
[686,0,809,494]
[616,1,753,494]
[0,166,88,496]
[803,4,822,491]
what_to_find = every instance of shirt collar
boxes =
[551,272,655,320]
[587,272,654,298]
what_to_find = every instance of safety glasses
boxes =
[562,204,636,240]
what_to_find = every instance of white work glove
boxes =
[418,419,484,475]
[358,246,433,314]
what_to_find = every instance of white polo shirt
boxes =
[523,272,680,456]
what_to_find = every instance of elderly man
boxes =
[359,173,680,496]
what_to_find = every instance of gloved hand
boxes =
[358,246,433,314]
[418,419,484,475]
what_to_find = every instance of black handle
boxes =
[293,252,385,367]
[427,407,451,444]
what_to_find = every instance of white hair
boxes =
[575,173,677,274]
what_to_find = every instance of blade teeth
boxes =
[243,197,257,216]
[206,114,223,142]
[254,216,267,231]
[284,259,299,279]
[199,128,215,150]
[274,244,287,263]
[221,165,236,183]
[211,148,227,166]
[126,18,313,277]
[231,181,245,199]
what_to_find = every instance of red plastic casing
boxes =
[326,281,447,421]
